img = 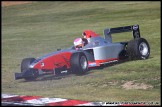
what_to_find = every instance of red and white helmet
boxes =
[73,38,84,49]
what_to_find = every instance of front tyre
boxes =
[127,38,150,60]
[21,58,35,72]
[21,58,38,81]
[70,52,88,74]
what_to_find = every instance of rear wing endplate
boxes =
[104,25,140,43]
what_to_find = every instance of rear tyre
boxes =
[127,38,150,60]
[70,52,88,74]
[21,58,38,81]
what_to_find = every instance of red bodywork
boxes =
[33,52,72,70]
[82,30,99,38]
[33,51,118,70]
[88,58,118,67]
[95,58,118,65]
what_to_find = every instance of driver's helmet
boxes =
[82,30,99,43]
[73,38,84,50]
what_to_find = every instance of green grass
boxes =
[2,1,160,103]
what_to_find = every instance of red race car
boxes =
[14,25,150,81]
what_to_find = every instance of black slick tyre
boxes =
[127,38,150,60]
[70,52,88,74]
[21,58,38,81]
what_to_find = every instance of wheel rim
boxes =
[80,56,87,70]
[139,42,148,56]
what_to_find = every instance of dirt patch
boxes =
[121,81,153,90]
[2,1,32,7]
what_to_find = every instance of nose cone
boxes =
[33,62,41,69]
[31,57,54,70]
[28,58,42,69]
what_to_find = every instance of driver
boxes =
[73,38,84,50]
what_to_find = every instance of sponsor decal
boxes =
[89,62,97,67]
[133,25,138,30]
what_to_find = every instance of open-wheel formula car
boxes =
[14,25,150,81]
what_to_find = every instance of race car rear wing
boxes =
[104,25,140,43]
